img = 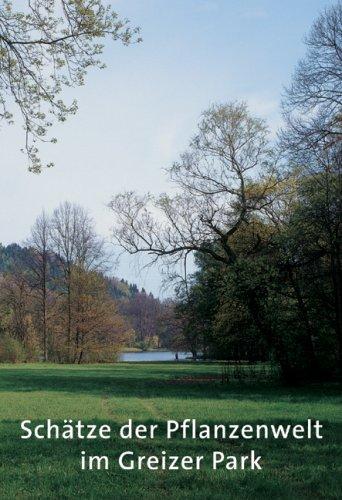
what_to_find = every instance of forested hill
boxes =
[0,243,30,274]
[0,243,171,351]
[0,243,141,301]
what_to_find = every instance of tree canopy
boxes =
[0,0,140,172]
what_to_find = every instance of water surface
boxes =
[120,351,191,362]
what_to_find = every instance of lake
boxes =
[120,351,192,362]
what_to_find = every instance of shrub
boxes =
[0,334,25,363]
[80,345,121,363]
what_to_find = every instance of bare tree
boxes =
[281,2,342,156]
[109,102,280,267]
[26,210,51,361]
[0,0,141,172]
[50,201,106,361]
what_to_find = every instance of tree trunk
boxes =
[331,243,342,376]
[42,254,48,362]
[246,290,296,383]
[288,269,318,377]
[67,275,72,363]
[43,287,47,362]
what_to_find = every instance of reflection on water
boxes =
[120,351,191,362]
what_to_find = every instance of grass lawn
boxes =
[0,362,341,499]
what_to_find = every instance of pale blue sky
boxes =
[0,0,335,295]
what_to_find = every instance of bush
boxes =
[0,334,25,363]
[80,345,121,363]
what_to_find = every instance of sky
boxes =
[0,0,335,296]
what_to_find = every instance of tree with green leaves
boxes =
[109,101,300,377]
[0,0,140,172]
[281,1,341,374]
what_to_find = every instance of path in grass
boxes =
[0,363,341,499]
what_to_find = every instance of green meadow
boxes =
[0,363,341,499]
